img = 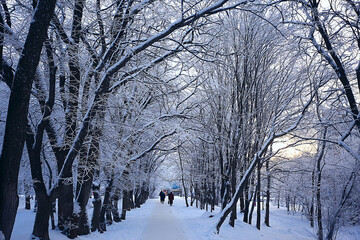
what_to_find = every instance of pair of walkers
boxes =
[159,190,174,206]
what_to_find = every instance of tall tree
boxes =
[0,1,57,239]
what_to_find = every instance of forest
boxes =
[0,0,360,240]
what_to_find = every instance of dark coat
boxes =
[159,191,165,200]
[168,192,174,201]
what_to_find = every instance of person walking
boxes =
[159,190,165,204]
[168,192,174,206]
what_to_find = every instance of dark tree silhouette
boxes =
[0,1,57,239]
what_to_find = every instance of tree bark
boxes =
[25,196,31,210]
[229,152,237,226]
[286,194,290,211]
[178,148,189,207]
[265,159,270,227]
[316,171,323,240]
[316,129,327,240]
[277,190,280,209]
[57,0,85,233]
[50,200,56,230]
[99,179,113,232]
[248,185,257,225]
[242,182,250,223]
[70,129,101,237]
[111,197,121,222]
[91,181,102,232]
[310,170,315,228]
[129,190,135,209]
[31,190,51,240]
[135,188,141,208]
[26,48,56,238]
[239,190,245,212]
[26,128,52,240]
[57,163,74,232]
[69,176,92,238]
[121,190,130,220]
[256,159,261,230]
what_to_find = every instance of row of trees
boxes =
[176,6,311,230]
[173,1,360,240]
[0,1,253,239]
[1,1,360,240]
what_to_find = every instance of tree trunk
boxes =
[25,196,31,210]
[58,0,84,233]
[316,129,327,240]
[190,182,195,206]
[111,197,121,222]
[256,159,261,230]
[140,185,149,205]
[286,194,290,211]
[240,190,245,213]
[178,149,189,207]
[26,130,51,240]
[91,181,102,232]
[317,177,323,240]
[200,182,205,210]
[211,179,216,212]
[68,178,92,238]
[292,196,296,212]
[32,190,51,240]
[70,130,100,237]
[99,179,113,232]
[57,171,74,233]
[242,183,250,223]
[26,42,56,238]
[49,0,83,233]
[277,190,280,209]
[221,178,230,210]
[0,182,19,240]
[265,159,270,227]
[77,196,92,235]
[229,156,237,227]
[121,190,130,220]
[248,185,257,225]
[50,200,56,230]
[129,190,135,209]
[229,200,236,227]
[135,188,141,208]
[28,161,52,240]
[106,205,113,226]
[0,1,56,239]
[34,198,38,213]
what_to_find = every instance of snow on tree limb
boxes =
[50,0,252,195]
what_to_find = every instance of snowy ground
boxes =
[11,196,360,240]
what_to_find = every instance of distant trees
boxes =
[174,8,314,232]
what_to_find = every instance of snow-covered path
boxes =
[11,195,360,240]
[141,200,188,240]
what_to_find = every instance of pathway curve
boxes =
[141,199,188,240]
